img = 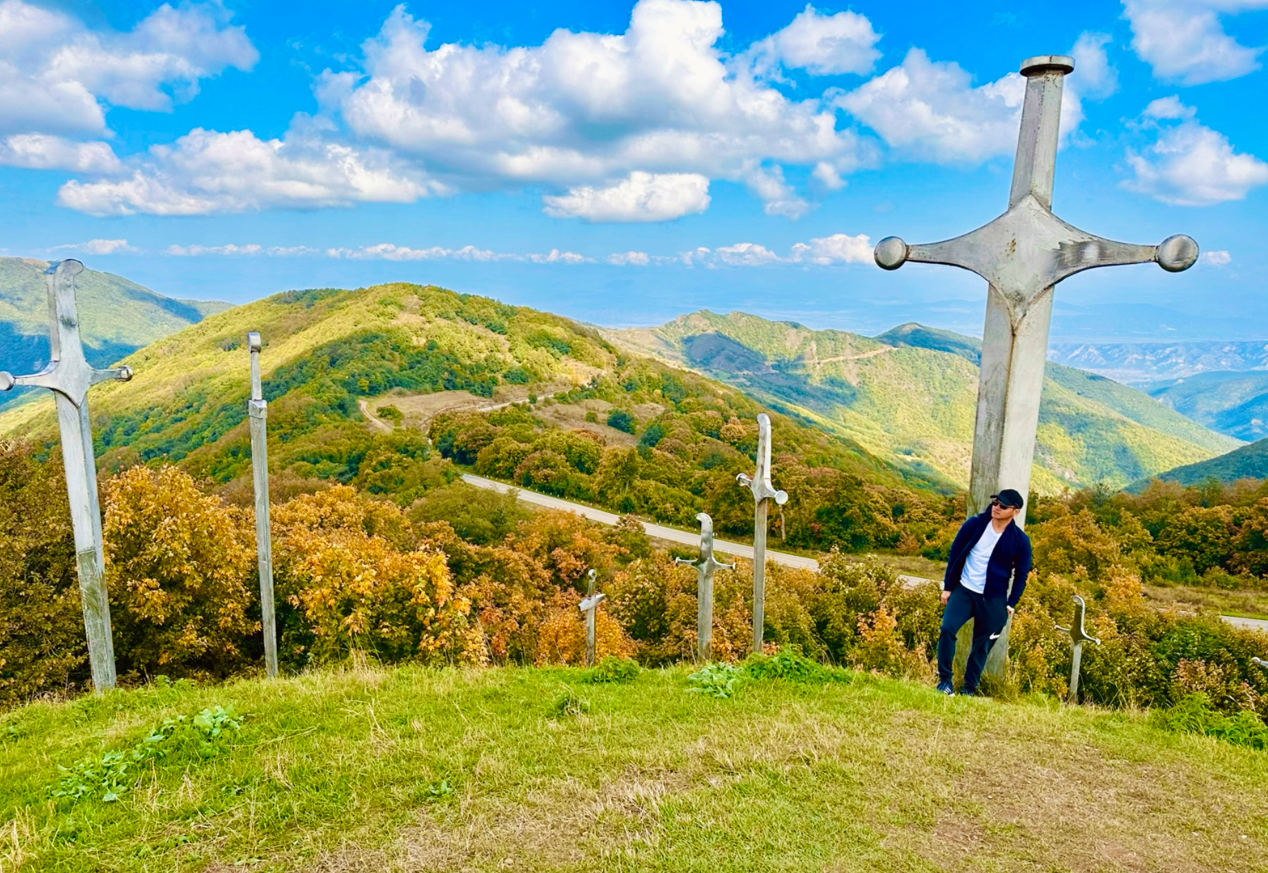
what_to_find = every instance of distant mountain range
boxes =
[0,257,229,409]
[609,314,1238,492]
[1047,340,1268,385]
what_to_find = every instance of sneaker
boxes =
[936,681,954,695]
[958,687,977,697]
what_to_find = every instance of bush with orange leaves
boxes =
[272,486,483,666]
[535,591,635,665]
[103,465,256,681]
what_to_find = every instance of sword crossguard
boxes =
[680,512,736,576]
[875,54,1198,329]
[0,260,134,406]
[1055,595,1101,646]
[738,413,788,506]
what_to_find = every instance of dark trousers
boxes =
[937,587,1010,691]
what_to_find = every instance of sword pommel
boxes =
[1020,55,1074,76]
[46,258,84,278]
[1157,235,1199,273]
[874,237,909,270]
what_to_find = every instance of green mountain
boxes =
[1147,370,1268,441]
[0,257,229,409]
[1152,436,1268,486]
[610,312,1240,493]
[0,284,942,507]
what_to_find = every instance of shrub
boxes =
[585,655,640,683]
[687,663,741,698]
[1151,693,1268,750]
[606,409,636,434]
[103,466,256,681]
[0,442,85,706]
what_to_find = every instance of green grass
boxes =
[3,663,1267,872]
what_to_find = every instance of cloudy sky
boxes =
[2,0,1265,339]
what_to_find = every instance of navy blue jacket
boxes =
[942,510,1032,607]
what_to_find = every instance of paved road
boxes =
[1222,614,1268,634]
[462,474,820,571]
[462,474,1268,634]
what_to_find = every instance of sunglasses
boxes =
[990,498,1017,509]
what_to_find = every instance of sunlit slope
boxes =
[611,311,1239,492]
[0,284,934,492]
[0,257,229,410]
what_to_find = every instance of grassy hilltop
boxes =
[3,662,1265,872]
[610,311,1239,493]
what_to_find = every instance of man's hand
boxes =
[1007,605,1015,616]
[941,590,950,606]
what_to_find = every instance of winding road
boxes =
[462,473,1268,636]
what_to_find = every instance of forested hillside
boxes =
[1148,370,1268,441]
[0,283,959,555]
[610,312,1238,492]
[0,257,228,410]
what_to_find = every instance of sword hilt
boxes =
[1253,657,1268,670]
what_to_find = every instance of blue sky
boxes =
[1,0,1265,340]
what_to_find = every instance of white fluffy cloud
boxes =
[1124,0,1266,85]
[1204,250,1231,265]
[840,50,1038,164]
[58,126,442,216]
[0,134,120,172]
[0,0,256,136]
[543,172,710,221]
[690,232,872,266]
[50,238,135,255]
[1124,99,1268,205]
[789,232,872,264]
[1070,32,1119,99]
[317,0,871,219]
[744,4,881,77]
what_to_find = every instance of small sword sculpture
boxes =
[675,512,735,662]
[578,569,604,667]
[737,413,788,654]
[1055,595,1101,703]
[0,260,132,692]
[247,332,278,679]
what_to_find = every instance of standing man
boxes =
[937,489,1032,696]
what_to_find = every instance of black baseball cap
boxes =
[991,489,1024,509]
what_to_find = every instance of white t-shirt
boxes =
[960,523,1003,594]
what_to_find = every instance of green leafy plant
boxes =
[549,690,590,717]
[687,663,741,698]
[743,649,835,683]
[51,706,243,803]
[584,655,640,684]
[1150,693,1268,750]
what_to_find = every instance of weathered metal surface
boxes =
[874,55,1197,525]
[247,332,278,679]
[876,54,1196,680]
[737,413,788,654]
[577,569,604,667]
[675,512,735,662]
[0,260,132,692]
[1055,595,1101,703]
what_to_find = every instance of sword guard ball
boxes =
[117,366,133,383]
[1157,235,1199,273]
[874,236,909,270]
[0,372,12,391]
